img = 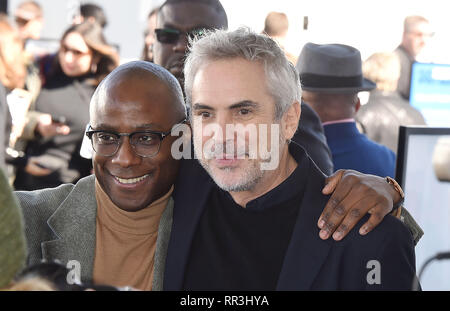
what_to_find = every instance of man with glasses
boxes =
[16,61,186,290]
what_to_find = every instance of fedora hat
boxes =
[296,43,376,93]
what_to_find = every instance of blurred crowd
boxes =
[0,1,433,193]
[0,0,444,291]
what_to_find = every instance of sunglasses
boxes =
[155,27,210,44]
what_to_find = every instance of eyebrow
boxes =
[192,100,259,111]
[91,123,163,131]
[229,100,259,110]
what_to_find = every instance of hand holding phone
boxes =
[36,114,70,137]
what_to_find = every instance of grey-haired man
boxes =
[164,27,418,290]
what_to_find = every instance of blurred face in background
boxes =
[59,31,94,77]
[402,21,433,58]
[152,2,227,86]
[0,19,26,89]
[14,4,43,41]
[144,11,158,62]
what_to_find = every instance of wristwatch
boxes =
[386,176,405,211]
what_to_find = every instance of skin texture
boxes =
[152,1,402,241]
[58,32,93,77]
[152,2,227,86]
[90,69,184,212]
[191,58,300,207]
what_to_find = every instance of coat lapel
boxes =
[42,175,97,283]
[163,159,213,290]
[276,164,333,290]
[152,196,174,290]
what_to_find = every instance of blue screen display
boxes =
[410,62,450,127]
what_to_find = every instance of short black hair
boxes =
[159,0,228,28]
[80,3,108,28]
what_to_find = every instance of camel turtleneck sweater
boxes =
[93,180,173,290]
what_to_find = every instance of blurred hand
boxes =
[36,114,70,138]
[25,158,52,177]
[318,169,402,241]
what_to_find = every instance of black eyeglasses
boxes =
[155,27,210,44]
[85,119,186,157]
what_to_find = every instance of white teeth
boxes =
[115,174,149,184]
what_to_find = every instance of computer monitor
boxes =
[409,62,450,127]
[396,126,450,290]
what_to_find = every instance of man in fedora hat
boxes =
[297,43,396,178]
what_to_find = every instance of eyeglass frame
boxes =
[154,27,210,44]
[85,118,187,158]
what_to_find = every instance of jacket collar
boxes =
[323,121,360,141]
[42,175,97,282]
[276,149,333,289]
[166,145,333,290]
[164,159,213,290]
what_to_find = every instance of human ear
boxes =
[281,101,301,141]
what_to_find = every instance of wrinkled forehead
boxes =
[158,2,227,31]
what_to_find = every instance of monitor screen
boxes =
[396,126,450,290]
[409,62,450,127]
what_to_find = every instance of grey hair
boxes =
[90,60,186,118]
[184,27,301,119]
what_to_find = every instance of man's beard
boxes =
[199,157,264,192]
[194,134,285,192]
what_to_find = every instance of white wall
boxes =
[222,0,450,63]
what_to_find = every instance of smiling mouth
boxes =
[114,174,150,184]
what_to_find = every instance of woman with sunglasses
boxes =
[14,21,119,191]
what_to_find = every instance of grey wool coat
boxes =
[15,175,173,290]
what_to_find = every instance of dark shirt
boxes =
[182,144,309,290]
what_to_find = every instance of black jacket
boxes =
[294,102,333,175]
[165,144,418,290]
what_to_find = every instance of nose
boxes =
[111,138,141,168]
[172,33,189,53]
[211,113,234,143]
[64,51,74,63]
